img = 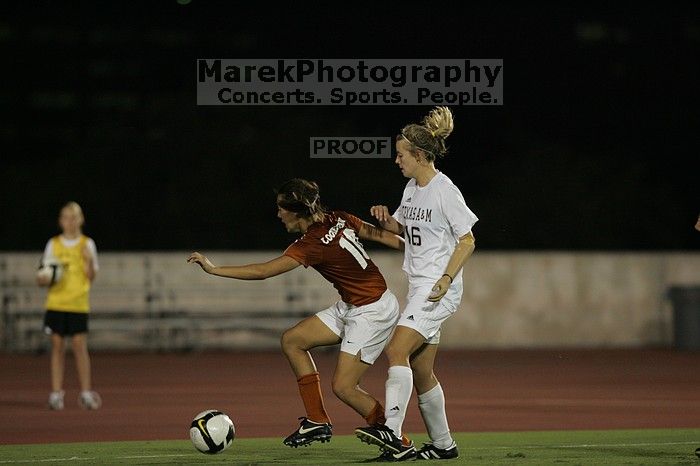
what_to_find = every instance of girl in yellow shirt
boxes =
[37,202,101,410]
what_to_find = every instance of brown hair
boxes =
[397,106,454,162]
[275,178,326,222]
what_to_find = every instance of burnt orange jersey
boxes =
[283,211,387,306]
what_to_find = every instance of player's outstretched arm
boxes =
[369,205,404,235]
[358,222,405,251]
[187,252,301,280]
[428,231,476,302]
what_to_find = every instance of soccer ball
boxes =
[36,258,64,286]
[189,409,235,454]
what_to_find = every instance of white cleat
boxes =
[78,390,102,410]
[48,390,65,410]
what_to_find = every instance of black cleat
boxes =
[355,425,416,461]
[283,417,332,448]
[370,449,417,462]
[416,441,459,460]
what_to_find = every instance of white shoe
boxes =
[48,390,65,410]
[78,390,102,410]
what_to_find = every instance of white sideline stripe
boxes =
[468,440,698,450]
[452,398,700,408]
[0,454,191,464]
[0,441,695,463]
[0,457,96,464]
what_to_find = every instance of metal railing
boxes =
[0,252,332,352]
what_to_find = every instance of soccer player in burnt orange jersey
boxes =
[188,178,404,448]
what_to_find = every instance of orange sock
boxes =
[364,399,386,426]
[297,372,331,424]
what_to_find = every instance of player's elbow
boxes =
[461,241,475,255]
[460,232,475,246]
[254,263,284,280]
[250,267,269,280]
[455,235,475,256]
[391,236,405,251]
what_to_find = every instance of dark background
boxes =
[1,2,698,251]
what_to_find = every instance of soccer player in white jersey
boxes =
[355,107,478,461]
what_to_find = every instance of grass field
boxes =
[1,429,698,465]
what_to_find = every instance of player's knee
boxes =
[412,370,437,392]
[280,328,305,353]
[50,335,65,351]
[280,329,292,353]
[384,342,409,366]
[71,334,87,349]
[331,379,355,402]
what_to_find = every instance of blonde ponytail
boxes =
[398,106,454,161]
[423,106,453,140]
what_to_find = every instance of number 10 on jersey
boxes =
[339,229,371,269]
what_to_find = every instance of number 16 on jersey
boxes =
[405,226,421,246]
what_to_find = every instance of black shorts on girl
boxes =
[44,310,89,336]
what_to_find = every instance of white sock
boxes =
[418,383,454,449]
[384,365,413,437]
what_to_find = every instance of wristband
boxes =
[442,273,453,283]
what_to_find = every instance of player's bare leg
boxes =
[72,333,101,409]
[383,326,426,436]
[355,326,424,459]
[410,342,459,459]
[281,315,341,378]
[280,316,339,447]
[72,333,91,391]
[332,351,384,424]
[50,334,65,392]
[48,334,66,410]
[410,342,438,394]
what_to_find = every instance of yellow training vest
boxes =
[45,235,92,313]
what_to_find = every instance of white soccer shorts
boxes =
[316,289,400,364]
[396,282,463,344]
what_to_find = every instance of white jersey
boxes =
[392,171,478,286]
